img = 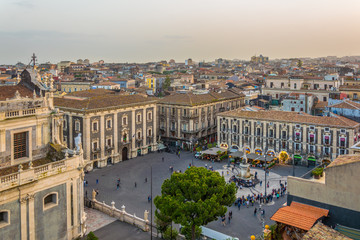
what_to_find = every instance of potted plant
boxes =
[311,167,324,179]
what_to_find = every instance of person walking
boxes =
[117,183,119,190]
[260,180,262,187]
[262,209,265,217]
[162,157,164,162]
[148,195,151,203]
[229,211,232,219]
[96,179,99,184]
[134,182,137,188]
[145,177,147,183]
[221,216,226,226]
[228,214,231,224]
[238,201,241,210]
[254,208,257,216]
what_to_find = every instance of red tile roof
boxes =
[218,109,359,128]
[271,202,329,231]
[329,99,360,110]
[0,85,34,101]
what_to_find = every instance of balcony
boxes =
[92,148,101,153]
[219,107,225,112]
[181,129,199,134]
[159,126,166,131]
[136,137,143,142]
[182,113,199,119]
[105,145,114,151]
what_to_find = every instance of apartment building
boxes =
[158,90,245,149]
[54,89,158,170]
[217,109,360,165]
[262,75,341,103]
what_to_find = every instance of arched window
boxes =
[43,192,58,210]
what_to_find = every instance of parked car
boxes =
[194,152,202,159]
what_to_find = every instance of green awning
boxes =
[294,155,302,159]
[308,157,316,161]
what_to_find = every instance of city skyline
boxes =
[1,0,360,64]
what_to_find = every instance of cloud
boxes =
[163,35,191,40]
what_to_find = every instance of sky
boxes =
[1,0,360,64]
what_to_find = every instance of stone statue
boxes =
[75,133,82,152]
[92,189,96,201]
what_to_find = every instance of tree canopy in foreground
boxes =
[154,167,236,240]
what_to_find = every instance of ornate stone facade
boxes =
[218,109,360,165]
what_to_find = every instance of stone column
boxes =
[131,110,136,157]
[0,129,5,152]
[152,105,157,148]
[69,115,73,149]
[28,195,35,240]
[302,126,307,153]
[114,112,118,159]
[143,108,146,151]
[20,197,27,240]
[72,179,79,232]
[100,114,105,163]
[36,123,42,146]
[66,181,72,239]
[317,129,322,157]
[43,122,49,145]
[85,116,91,161]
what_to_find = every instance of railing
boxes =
[0,155,81,192]
[4,108,38,119]
[182,113,199,119]
[92,148,101,153]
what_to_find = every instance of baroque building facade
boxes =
[54,89,158,170]
[157,90,245,149]
[217,109,360,165]
[0,69,86,240]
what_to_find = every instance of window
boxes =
[269,129,274,138]
[183,109,187,116]
[93,141,98,150]
[281,82,284,88]
[137,132,141,139]
[148,112,152,121]
[92,122,98,132]
[0,211,9,228]
[63,119,67,130]
[148,129,152,136]
[43,193,58,210]
[291,107,295,111]
[294,83,297,89]
[245,127,249,134]
[282,131,287,139]
[75,121,80,131]
[309,134,315,143]
[172,108,176,115]
[137,114,142,122]
[123,133,127,142]
[14,132,27,159]
[123,116,127,125]
[107,138,112,147]
[340,138,346,147]
[106,119,112,129]
[323,97,327,101]
[257,128,261,136]
[161,107,165,113]
[233,125,237,133]
[300,108,304,112]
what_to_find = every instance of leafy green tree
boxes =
[154,167,236,240]
[163,76,171,91]
[154,209,172,235]
[195,147,202,152]
[163,226,179,240]
[86,232,98,240]
[181,225,202,240]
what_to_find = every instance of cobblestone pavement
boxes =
[84,207,116,233]
[84,151,310,239]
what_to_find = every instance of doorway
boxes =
[122,147,128,161]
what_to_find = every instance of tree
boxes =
[154,167,236,240]
[163,76,171,91]
[163,226,179,240]
[154,209,172,235]
[297,59,303,68]
[86,232,98,240]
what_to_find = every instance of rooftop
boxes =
[327,154,360,168]
[0,85,36,101]
[218,109,359,128]
[158,90,244,106]
[328,99,360,110]
[270,202,329,231]
[302,222,352,240]
[54,89,157,111]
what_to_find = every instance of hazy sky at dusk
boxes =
[1,0,360,64]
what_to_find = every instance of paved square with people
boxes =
[84,151,310,239]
